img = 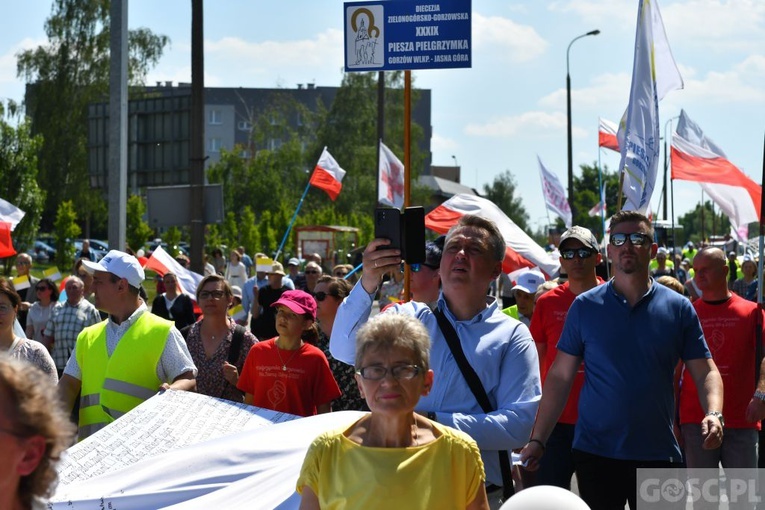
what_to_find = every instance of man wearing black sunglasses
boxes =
[527,225,603,490]
[522,211,723,510]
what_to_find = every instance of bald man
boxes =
[679,247,765,468]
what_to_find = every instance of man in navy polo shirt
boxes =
[521,210,724,510]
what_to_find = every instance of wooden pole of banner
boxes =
[403,70,412,299]
[757,133,764,305]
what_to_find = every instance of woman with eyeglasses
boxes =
[185,275,257,402]
[25,279,60,344]
[297,313,489,509]
[314,276,366,412]
[0,279,57,384]
[0,355,76,510]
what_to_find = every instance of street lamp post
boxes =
[567,29,600,221]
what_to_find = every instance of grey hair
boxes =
[355,313,431,372]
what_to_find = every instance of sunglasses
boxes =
[36,286,51,291]
[410,263,439,273]
[560,248,595,260]
[333,271,348,277]
[305,270,319,275]
[610,233,652,247]
[314,291,338,302]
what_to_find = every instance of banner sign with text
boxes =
[344,0,471,71]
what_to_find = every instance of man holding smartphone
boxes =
[331,214,541,504]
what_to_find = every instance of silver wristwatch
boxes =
[705,411,725,427]
[754,390,765,402]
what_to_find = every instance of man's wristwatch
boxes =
[705,411,725,427]
[754,390,765,402]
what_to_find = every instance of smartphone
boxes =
[374,208,401,251]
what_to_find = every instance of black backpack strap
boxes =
[433,308,515,500]
[228,325,245,366]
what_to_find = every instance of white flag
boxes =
[0,197,25,231]
[537,156,572,228]
[378,141,405,208]
[619,0,683,212]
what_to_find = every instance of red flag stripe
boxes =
[309,166,343,201]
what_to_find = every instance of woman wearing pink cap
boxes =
[237,290,340,417]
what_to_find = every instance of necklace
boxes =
[275,340,301,371]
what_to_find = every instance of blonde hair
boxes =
[0,355,76,505]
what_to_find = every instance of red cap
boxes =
[271,290,317,320]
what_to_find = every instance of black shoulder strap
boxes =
[433,308,515,500]
[228,325,245,366]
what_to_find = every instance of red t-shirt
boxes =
[529,279,603,424]
[237,338,342,417]
[680,294,764,429]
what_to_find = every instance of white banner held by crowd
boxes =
[0,197,25,231]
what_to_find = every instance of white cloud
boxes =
[550,0,765,52]
[431,132,459,152]
[472,13,548,63]
[205,29,344,70]
[464,110,587,138]
[538,72,631,110]
[0,37,46,84]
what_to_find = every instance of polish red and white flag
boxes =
[671,110,761,229]
[309,147,346,201]
[424,194,560,278]
[598,117,620,152]
[144,246,204,302]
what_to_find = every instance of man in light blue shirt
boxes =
[331,214,541,496]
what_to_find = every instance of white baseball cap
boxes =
[81,250,145,289]
[512,269,546,295]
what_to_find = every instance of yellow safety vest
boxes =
[502,304,520,320]
[76,312,172,439]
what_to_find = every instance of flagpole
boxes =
[403,70,412,299]
[758,132,764,305]
[274,181,311,262]
[597,146,609,279]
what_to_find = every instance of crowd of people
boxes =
[4,213,765,508]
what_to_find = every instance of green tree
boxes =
[678,201,730,245]
[126,195,153,252]
[17,0,169,231]
[221,212,239,254]
[570,163,622,238]
[164,226,182,257]
[482,171,529,231]
[54,201,81,270]
[239,206,259,255]
[205,224,224,256]
[0,101,45,274]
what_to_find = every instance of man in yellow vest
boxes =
[58,250,197,440]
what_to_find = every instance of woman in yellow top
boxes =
[297,313,489,509]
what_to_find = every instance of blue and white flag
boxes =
[619,0,683,212]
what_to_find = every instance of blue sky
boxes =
[2,0,763,233]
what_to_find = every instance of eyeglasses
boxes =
[305,270,319,275]
[410,263,439,273]
[0,304,14,314]
[15,261,30,266]
[356,364,421,381]
[199,290,226,300]
[333,272,348,277]
[36,286,51,291]
[560,248,595,260]
[314,291,339,302]
[610,233,652,247]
